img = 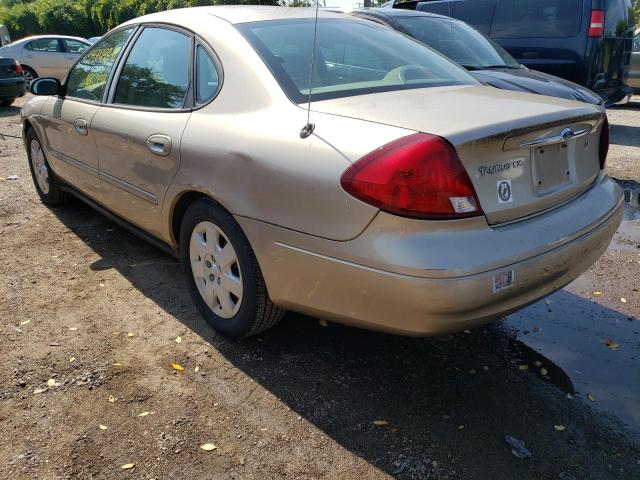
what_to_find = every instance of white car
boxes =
[0,35,90,86]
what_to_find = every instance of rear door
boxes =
[39,28,135,201]
[92,26,193,237]
[489,0,588,85]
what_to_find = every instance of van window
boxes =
[417,2,452,17]
[492,0,583,38]
[450,0,497,36]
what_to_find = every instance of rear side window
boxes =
[196,46,220,103]
[492,0,583,38]
[26,38,62,52]
[238,18,476,103]
[66,28,134,101]
[113,27,191,109]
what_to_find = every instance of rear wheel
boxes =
[180,198,284,338]
[22,67,37,89]
[26,128,66,205]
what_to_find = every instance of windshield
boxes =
[394,16,521,70]
[237,18,477,103]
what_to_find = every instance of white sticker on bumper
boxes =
[493,270,515,293]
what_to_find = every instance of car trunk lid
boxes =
[311,85,604,224]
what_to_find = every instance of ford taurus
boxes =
[21,6,623,338]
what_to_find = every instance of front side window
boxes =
[113,27,191,109]
[395,17,521,70]
[196,46,220,103]
[492,0,583,38]
[237,18,476,103]
[66,28,134,101]
[26,38,62,52]
[63,39,89,54]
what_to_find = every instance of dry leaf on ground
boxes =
[601,338,621,350]
[171,363,185,371]
[120,463,135,470]
[201,443,218,451]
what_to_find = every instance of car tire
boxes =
[180,198,285,338]
[22,66,37,89]
[0,97,15,107]
[26,127,66,206]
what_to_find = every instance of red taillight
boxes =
[599,117,609,170]
[14,60,23,74]
[340,133,483,219]
[589,10,604,37]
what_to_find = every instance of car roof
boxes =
[125,5,348,26]
[14,35,89,43]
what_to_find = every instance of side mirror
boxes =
[30,78,62,96]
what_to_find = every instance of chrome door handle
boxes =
[74,118,88,136]
[147,134,171,156]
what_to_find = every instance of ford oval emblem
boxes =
[561,128,574,141]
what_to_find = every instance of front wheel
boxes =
[26,128,66,205]
[180,199,284,338]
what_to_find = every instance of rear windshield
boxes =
[237,18,476,103]
[395,16,521,70]
[492,0,583,39]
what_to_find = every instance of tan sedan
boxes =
[21,6,622,338]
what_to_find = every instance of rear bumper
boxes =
[238,175,623,336]
[0,77,26,98]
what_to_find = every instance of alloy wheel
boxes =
[23,70,34,89]
[189,220,243,318]
[30,139,49,194]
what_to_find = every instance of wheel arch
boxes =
[20,64,39,77]
[169,190,234,249]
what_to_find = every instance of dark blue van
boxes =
[388,0,636,105]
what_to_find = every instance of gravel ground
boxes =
[1,95,639,480]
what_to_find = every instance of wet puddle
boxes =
[505,180,640,429]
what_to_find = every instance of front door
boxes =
[38,28,136,201]
[92,26,193,237]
